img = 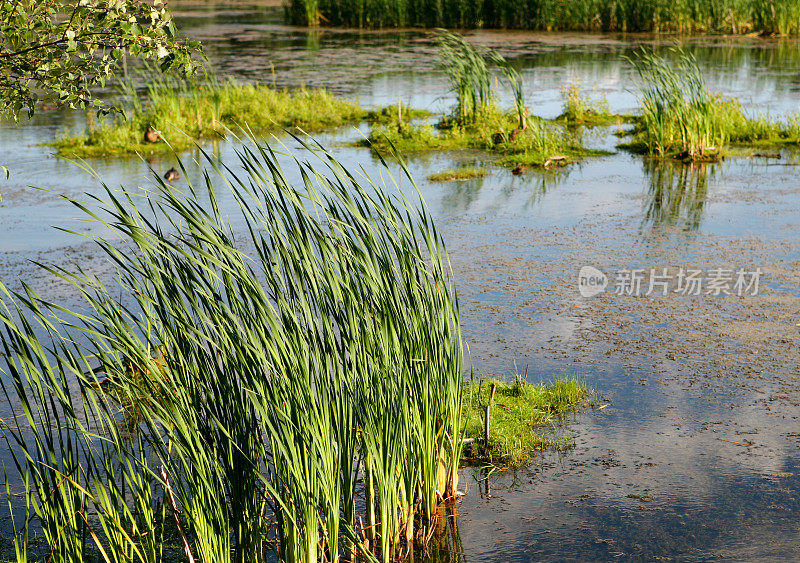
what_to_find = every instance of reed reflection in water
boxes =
[640,159,714,234]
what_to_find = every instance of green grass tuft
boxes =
[428,167,488,182]
[363,104,433,123]
[436,30,496,124]
[630,47,727,160]
[366,106,595,169]
[556,83,636,127]
[462,376,589,467]
[48,73,368,157]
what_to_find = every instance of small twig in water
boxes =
[484,383,497,444]
[718,438,751,446]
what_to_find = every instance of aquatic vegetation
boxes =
[626,48,800,160]
[286,0,800,34]
[429,167,488,182]
[0,138,464,562]
[490,53,528,131]
[363,103,433,123]
[436,30,495,124]
[367,107,597,168]
[628,48,728,160]
[722,107,800,147]
[49,72,369,157]
[556,83,633,127]
[462,376,588,467]
[366,33,603,169]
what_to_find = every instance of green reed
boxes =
[435,30,494,124]
[286,0,800,34]
[366,31,595,169]
[1,136,463,562]
[488,53,527,130]
[630,47,729,158]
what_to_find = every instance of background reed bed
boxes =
[0,137,463,562]
[288,0,800,34]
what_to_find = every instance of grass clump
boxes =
[367,107,596,168]
[437,30,495,123]
[628,47,728,161]
[462,376,589,467]
[364,103,433,123]
[556,83,634,127]
[50,72,367,157]
[428,166,488,181]
[722,108,800,148]
[625,48,800,161]
[366,32,602,169]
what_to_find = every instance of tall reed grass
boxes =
[435,30,494,124]
[629,48,729,159]
[627,48,800,158]
[1,136,463,562]
[286,0,800,34]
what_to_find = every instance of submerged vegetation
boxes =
[287,0,800,34]
[50,72,368,157]
[625,48,800,161]
[462,377,588,467]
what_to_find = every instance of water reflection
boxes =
[432,168,570,214]
[426,501,466,563]
[438,176,487,211]
[522,170,570,208]
[640,159,714,234]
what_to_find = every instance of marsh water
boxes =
[2,2,800,560]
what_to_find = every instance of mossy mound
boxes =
[462,377,589,467]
